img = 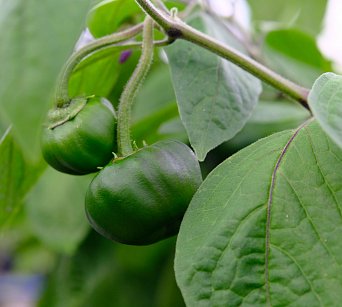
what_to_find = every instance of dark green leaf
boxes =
[176,120,342,306]
[25,169,91,254]
[0,128,45,231]
[0,0,92,161]
[86,0,141,38]
[308,72,342,149]
[165,14,262,160]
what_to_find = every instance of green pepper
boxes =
[85,140,203,245]
[41,96,116,175]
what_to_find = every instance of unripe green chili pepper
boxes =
[41,96,117,175]
[85,139,203,245]
[40,25,144,175]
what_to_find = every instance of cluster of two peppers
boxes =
[41,23,203,245]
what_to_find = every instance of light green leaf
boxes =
[25,169,91,254]
[176,120,342,306]
[69,48,122,98]
[0,0,92,162]
[247,0,327,35]
[263,29,332,87]
[164,0,186,10]
[165,14,262,160]
[308,72,342,149]
[227,100,310,150]
[0,127,45,231]
[86,0,141,38]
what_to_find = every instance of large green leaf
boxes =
[0,128,45,231]
[25,169,91,254]
[0,0,92,162]
[263,29,332,87]
[308,72,342,149]
[176,119,342,306]
[86,0,141,38]
[165,14,262,160]
[247,0,327,35]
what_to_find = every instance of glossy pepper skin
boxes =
[41,96,116,175]
[85,140,203,245]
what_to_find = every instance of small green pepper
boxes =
[41,96,116,175]
[85,140,203,245]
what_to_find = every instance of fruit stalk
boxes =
[55,23,144,107]
[117,17,155,156]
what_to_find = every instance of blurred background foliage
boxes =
[0,0,337,305]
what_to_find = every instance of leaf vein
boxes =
[280,172,339,265]
[306,127,342,220]
[270,244,323,305]
[265,119,313,306]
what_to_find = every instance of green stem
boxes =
[55,23,144,107]
[135,0,310,110]
[117,17,154,157]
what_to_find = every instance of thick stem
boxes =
[117,17,155,157]
[55,23,144,107]
[135,0,310,110]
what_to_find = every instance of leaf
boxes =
[0,0,93,162]
[0,127,45,231]
[247,0,327,36]
[165,14,262,160]
[227,100,310,150]
[263,29,332,87]
[308,72,342,149]
[132,103,181,145]
[164,0,186,10]
[175,119,342,306]
[25,169,91,254]
[69,48,123,98]
[133,63,177,121]
[86,0,141,38]
[39,231,180,307]
[132,63,186,145]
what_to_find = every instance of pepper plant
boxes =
[1,0,341,306]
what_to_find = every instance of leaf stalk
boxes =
[117,17,155,156]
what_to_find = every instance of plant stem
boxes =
[135,0,310,110]
[55,23,144,107]
[117,17,155,157]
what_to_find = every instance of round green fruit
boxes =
[85,140,203,245]
[41,96,116,175]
